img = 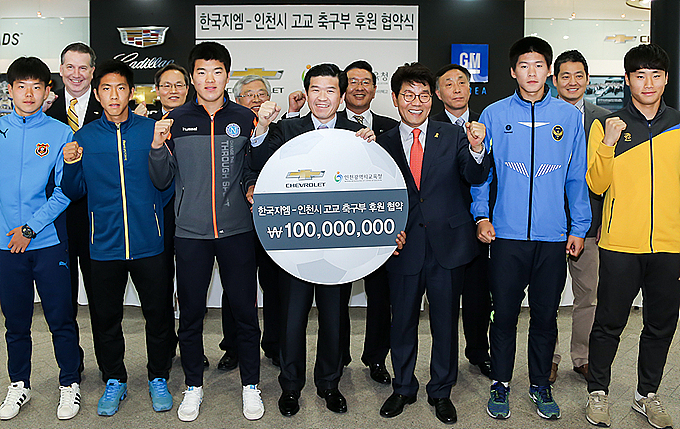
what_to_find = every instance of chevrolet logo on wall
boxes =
[117,26,169,48]
[604,34,637,44]
[286,169,325,180]
[232,68,284,79]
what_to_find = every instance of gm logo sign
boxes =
[451,44,489,83]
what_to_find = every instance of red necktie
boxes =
[410,128,423,190]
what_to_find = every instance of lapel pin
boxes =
[434,132,439,138]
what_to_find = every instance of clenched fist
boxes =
[602,117,627,147]
[152,119,174,149]
[466,121,486,153]
[64,141,83,163]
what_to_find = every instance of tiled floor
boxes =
[0,305,677,428]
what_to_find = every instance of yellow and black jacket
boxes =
[587,100,680,254]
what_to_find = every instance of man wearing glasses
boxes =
[377,62,488,424]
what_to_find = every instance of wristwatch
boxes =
[21,224,37,239]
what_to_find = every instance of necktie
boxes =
[67,98,79,133]
[318,124,328,129]
[353,115,365,125]
[455,117,465,128]
[410,128,423,190]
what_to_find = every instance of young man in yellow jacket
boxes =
[585,43,680,429]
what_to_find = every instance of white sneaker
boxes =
[242,384,264,420]
[177,386,203,422]
[0,381,31,420]
[57,383,81,420]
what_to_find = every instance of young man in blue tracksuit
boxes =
[0,57,81,421]
[61,60,175,416]
[471,37,591,420]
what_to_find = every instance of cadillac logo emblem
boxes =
[117,26,169,48]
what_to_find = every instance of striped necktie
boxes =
[67,98,79,132]
[454,117,465,128]
[353,115,365,126]
[410,128,423,190]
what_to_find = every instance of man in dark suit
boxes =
[549,50,610,384]
[377,63,489,424]
[336,60,398,384]
[433,64,492,379]
[254,63,380,417]
[46,42,102,373]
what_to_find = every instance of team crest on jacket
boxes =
[35,143,50,157]
[552,125,564,141]
[226,123,241,138]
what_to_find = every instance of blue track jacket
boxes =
[62,110,164,261]
[0,109,72,251]
[471,89,591,241]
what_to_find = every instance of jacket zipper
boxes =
[153,204,161,237]
[91,212,95,244]
[210,114,218,238]
[607,199,614,233]
[116,123,131,259]
[19,117,26,222]
[527,101,536,240]
[648,122,654,252]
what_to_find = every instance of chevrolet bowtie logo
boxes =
[604,34,636,44]
[286,169,325,180]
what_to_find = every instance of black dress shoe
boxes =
[278,390,300,417]
[217,351,238,371]
[380,392,417,418]
[365,362,391,384]
[203,354,209,368]
[475,360,492,379]
[427,396,457,424]
[317,388,347,413]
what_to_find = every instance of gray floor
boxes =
[0,305,678,428]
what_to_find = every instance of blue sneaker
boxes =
[149,378,173,412]
[97,379,127,416]
[529,385,560,419]
[487,382,510,419]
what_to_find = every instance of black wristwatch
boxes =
[21,224,37,239]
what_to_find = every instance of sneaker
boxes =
[0,381,31,420]
[529,385,561,419]
[242,384,264,420]
[487,382,510,419]
[57,383,81,420]
[149,378,173,412]
[586,390,611,427]
[178,386,203,422]
[97,379,127,416]
[633,392,674,429]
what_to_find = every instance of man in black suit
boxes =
[254,63,380,417]
[433,64,492,379]
[336,60,398,384]
[46,42,102,373]
[377,63,489,424]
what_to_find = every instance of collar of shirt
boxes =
[444,108,469,125]
[64,86,92,128]
[346,108,373,130]
[312,113,337,129]
[399,119,428,166]
[574,98,585,115]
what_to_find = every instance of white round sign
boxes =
[253,128,408,285]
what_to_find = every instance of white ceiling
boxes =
[526,0,650,21]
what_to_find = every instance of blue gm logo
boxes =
[226,123,241,138]
[451,44,489,83]
[334,171,343,182]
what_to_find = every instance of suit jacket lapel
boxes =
[420,122,442,185]
[301,113,315,133]
[385,127,418,193]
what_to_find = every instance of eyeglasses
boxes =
[158,82,187,90]
[400,92,431,103]
[238,91,269,100]
[349,78,373,87]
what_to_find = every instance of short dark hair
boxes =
[344,60,377,86]
[554,50,589,76]
[93,60,134,90]
[154,63,190,87]
[60,42,96,67]
[303,63,347,95]
[509,36,553,69]
[7,57,52,87]
[434,64,471,90]
[624,43,670,75]
[188,42,231,75]
[390,62,435,95]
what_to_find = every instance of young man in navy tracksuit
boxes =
[472,37,591,420]
[62,60,175,416]
[0,56,81,421]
